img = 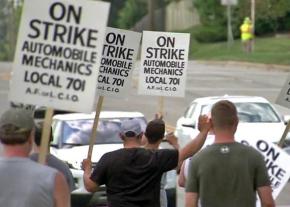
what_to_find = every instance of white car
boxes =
[50,111,177,206]
[175,95,290,148]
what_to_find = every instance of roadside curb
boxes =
[195,60,290,72]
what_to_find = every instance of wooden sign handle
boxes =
[38,107,54,164]
[278,121,290,148]
[87,96,104,160]
[158,96,164,117]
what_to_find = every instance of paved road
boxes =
[1,61,290,206]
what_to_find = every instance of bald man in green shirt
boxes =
[185,100,275,207]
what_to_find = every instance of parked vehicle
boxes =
[175,95,290,148]
[51,111,177,207]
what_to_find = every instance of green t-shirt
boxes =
[186,142,270,207]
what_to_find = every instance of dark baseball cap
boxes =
[0,108,35,134]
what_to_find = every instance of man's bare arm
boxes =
[54,172,70,207]
[178,161,186,187]
[82,158,99,192]
[257,186,275,207]
[176,115,210,169]
[185,192,198,207]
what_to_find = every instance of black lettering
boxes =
[50,2,82,24]
[146,47,153,58]
[157,36,175,47]
[28,19,41,39]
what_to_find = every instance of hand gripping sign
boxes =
[9,0,110,113]
[138,31,190,98]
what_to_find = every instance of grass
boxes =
[189,36,290,65]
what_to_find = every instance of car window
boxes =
[184,103,197,118]
[200,102,281,123]
[60,117,147,145]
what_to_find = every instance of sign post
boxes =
[87,96,104,160]
[276,75,290,147]
[278,121,290,148]
[38,107,54,164]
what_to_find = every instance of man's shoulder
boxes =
[4,156,58,174]
[234,142,261,154]
[28,158,58,174]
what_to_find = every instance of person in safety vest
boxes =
[240,17,254,53]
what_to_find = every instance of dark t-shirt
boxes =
[186,142,270,207]
[90,148,178,207]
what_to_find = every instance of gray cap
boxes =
[120,119,142,137]
[0,108,34,133]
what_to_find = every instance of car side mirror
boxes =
[283,115,290,125]
[182,123,196,129]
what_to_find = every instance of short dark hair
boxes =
[211,100,238,129]
[34,125,53,146]
[145,119,165,144]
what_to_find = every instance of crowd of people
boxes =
[0,100,275,207]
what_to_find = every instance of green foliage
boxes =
[117,0,147,29]
[194,0,226,26]
[189,36,290,65]
[193,0,290,42]
[191,24,227,43]
[102,0,126,27]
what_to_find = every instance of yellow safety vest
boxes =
[240,23,253,41]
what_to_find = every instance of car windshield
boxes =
[61,117,147,145]
[200,102,281,123]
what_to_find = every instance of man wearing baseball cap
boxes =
[0,108,70,207]
[82,115,210,207]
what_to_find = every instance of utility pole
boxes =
[251,0,255,51]
[227,4,234,48]
[221,0,237,48]
[148,0,155,30]
[251,0,255,33]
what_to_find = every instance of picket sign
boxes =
[87,96,104,159]
[138,31,190,97]
[87,28,141,159]
[38,107,54,164]
[9,0,110,164]
[138,31,190,118]
[9,0,110,113]
[235,137,290,201]
[96,27,141,97]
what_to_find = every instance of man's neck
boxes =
[3,145,29,158]
[145,142,159,150]
[214,132,235,144]
[123,140,141,148]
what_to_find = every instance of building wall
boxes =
[165,0,200,31]
[132,0,200,32]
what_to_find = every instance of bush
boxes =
[191,25,227,43]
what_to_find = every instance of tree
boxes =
[0,0,22,61]
[193,0,290,40]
